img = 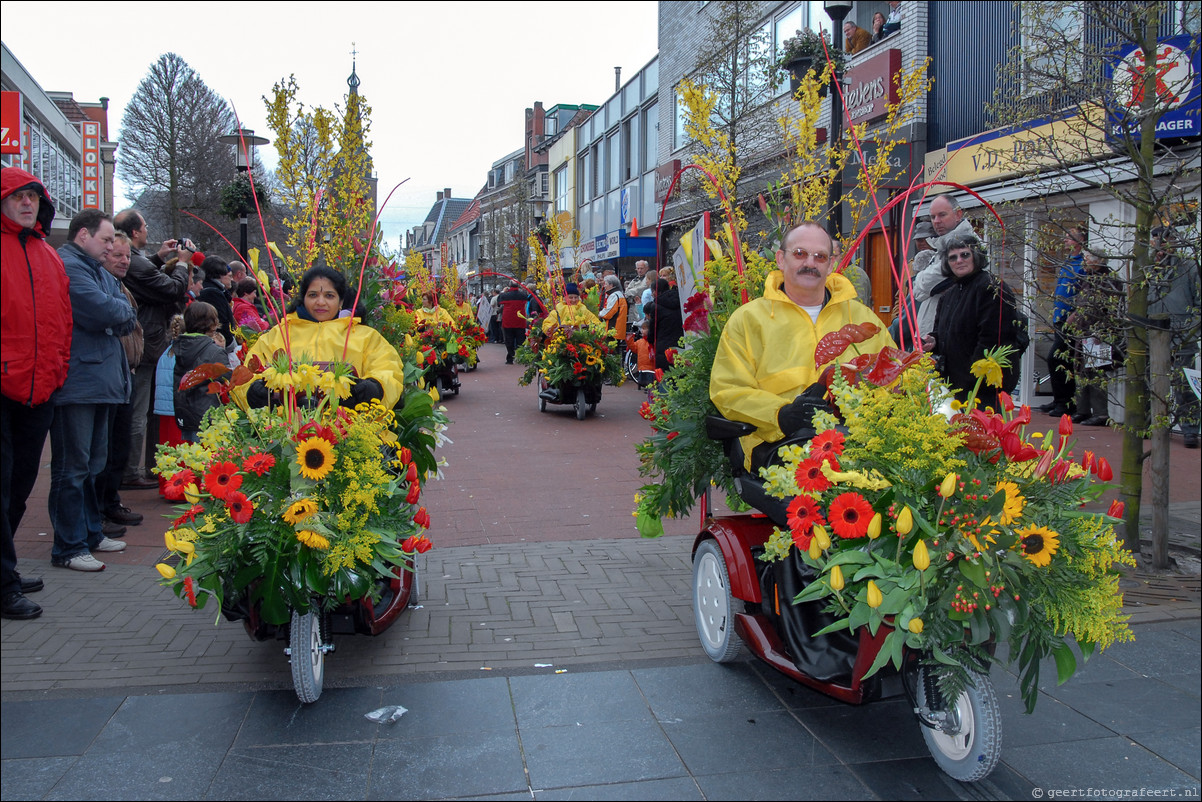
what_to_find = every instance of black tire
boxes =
[692,539,742,662]
[575,391,587,420]
[290,609,326,704]
[917,668,1002,782]
[538,392,547,413]
[624,349,639,384]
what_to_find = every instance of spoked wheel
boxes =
[289,609,328,704]
[692,539,742,662]
[575,391,587,420]
[624,349,639,384]
[916,667,1001,782]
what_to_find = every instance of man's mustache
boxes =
[796,267,823,277]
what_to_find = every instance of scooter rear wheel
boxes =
[917,668,1001,782]
[692,539,742,662]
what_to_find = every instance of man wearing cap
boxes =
[50,209,134,572]
[114,209,188,487]
[542,283,602,334]
[911,195,980,342]
[1,167,72,618]
[497,280,532,364]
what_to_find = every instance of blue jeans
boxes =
[49,404,111,562]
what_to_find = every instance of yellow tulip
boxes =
[164,531,178,551]
[908,617,924,634]
[896,506,913,535]
[866,580,883,608]
[829,564,845,591]
[939,473,958,498]
[912,539,930,571]
[183,483,200,504]
[174,540,195,555]
[155,563,176,579]
[808,538,822,560]
[813,525,831,550]
[866,513,882,539]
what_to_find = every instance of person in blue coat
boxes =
[50,210,137,572]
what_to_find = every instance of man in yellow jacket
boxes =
[710,222,894,470]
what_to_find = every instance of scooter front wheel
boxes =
[916,667,1001,782]
[692,539,742,662]
[290,609,327,704]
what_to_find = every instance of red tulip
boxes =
[998,391,1015,412]
[1034,448,1055,479]
[414,507,431,529]
[1095,457,1113,482]
[1081,450,1095,473]
[1107,499,1125,518]
[406,481,421,504]
[1059,414,1073,437]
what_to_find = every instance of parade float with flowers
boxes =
[154,354,447,702]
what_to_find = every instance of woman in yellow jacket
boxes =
[414,290,457,330]
[541,283,603,334]
[240,266,406,409]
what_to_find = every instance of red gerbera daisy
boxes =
[173,504,204,527]
[786,495,826,547]
[828,492,875,539]
[810,430,845,463]
[204,461,242,500]
[225,490,254,524]
[794,458,833,493]
[163,469,197,502]
[242,452,276,476]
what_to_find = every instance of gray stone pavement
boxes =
[2,343,1200,799]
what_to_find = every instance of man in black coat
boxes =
[644,278,684,372]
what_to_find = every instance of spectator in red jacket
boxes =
[496,281,531,364]
[1,167,73,619]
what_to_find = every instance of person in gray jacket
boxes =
[911,196,981,341]
[50,210,136,572]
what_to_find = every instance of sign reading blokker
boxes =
[81,121,101,209]
[1106,35,1200,141]
[843,48,900,125]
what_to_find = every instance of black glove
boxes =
[777,381,831,436]
[246,379,270,409]
[348,377,384,407]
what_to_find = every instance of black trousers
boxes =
[503,327,526,363]
[1,396,55,595]
[1047,327,1076,407]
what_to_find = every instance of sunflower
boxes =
[786,495,826,546]
[297,437,336,481]
[1017,525,1060,567]
[295,529,331,550]
[828,492,876,539]
[795,458,833,493]
[283,498,318,524]
[204,461,243,500]
[994,480,1025,525]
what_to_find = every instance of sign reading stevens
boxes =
[1106,35,1200,141]
[843,49,900,124]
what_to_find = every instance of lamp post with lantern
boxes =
[824,0,853,241]
[216,127,270,261]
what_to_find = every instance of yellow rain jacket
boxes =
[237,314,406,409]
[710,270,895,468]
[541,301,602,334]
[415,305,457,330]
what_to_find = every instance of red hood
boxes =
[1,166,56,237]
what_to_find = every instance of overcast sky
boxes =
[2,1,659,249]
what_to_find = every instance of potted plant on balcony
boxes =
[778,28,846,96]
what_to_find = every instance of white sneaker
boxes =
[55,553,106,572]
[94,537,127,553]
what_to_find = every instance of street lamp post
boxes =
[824,0,853,241]
[216,128,270,261]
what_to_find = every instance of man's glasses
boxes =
[788,248,831,265]
[947,252,974,262]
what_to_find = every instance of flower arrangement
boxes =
[414,324,475,374]
[756,339,1133,712]
[153,356,447,626]
[516,324,624,390]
